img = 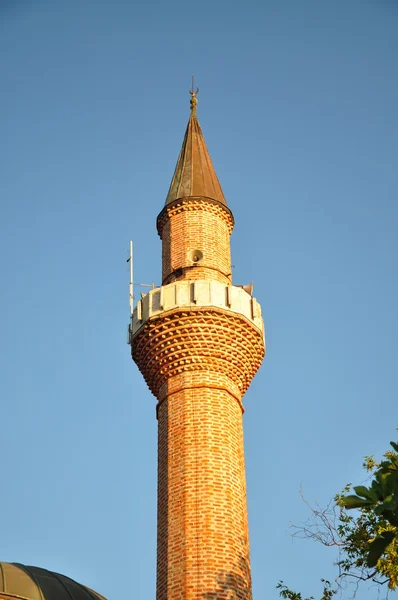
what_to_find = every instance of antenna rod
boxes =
[129,241,133,314]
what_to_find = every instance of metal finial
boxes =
[189,75,199,114]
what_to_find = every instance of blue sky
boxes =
[1,1,397,598]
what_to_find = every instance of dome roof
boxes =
[0,563,106,600]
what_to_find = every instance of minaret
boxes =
[129,88,265,600]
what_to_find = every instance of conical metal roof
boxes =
[165,91,227,207]
[0,563,106,600]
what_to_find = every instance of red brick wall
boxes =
[156,371,252,600]
[158,199,234,286]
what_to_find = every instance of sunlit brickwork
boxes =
[130,97,265,599]
[157,198,234,286]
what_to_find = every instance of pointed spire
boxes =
[165,84,227,207]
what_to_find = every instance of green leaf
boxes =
[353,486,378,502]
[390,441,398,453]
[367,530,396,567]
[375,498,398,514]
[386,514,398,526]
[341,495,374,509]
[378,472,392,497]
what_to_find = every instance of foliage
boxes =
[276,579,336,600]
[340,440,398,570]
[279,437,398,599]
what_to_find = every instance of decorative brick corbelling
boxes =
[132,306,265,400]
[157,196,234,238]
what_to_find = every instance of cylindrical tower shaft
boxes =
[156,372,251,600]
[158,197,234,286]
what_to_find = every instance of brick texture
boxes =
[157,372,251,600]
[132,196,265,599]
[158,198,234,286]
[132,307,264,401]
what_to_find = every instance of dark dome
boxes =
[0,562,106,600]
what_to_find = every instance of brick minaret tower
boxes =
[129,89,265,600]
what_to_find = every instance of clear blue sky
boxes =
[1,1,397,598]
